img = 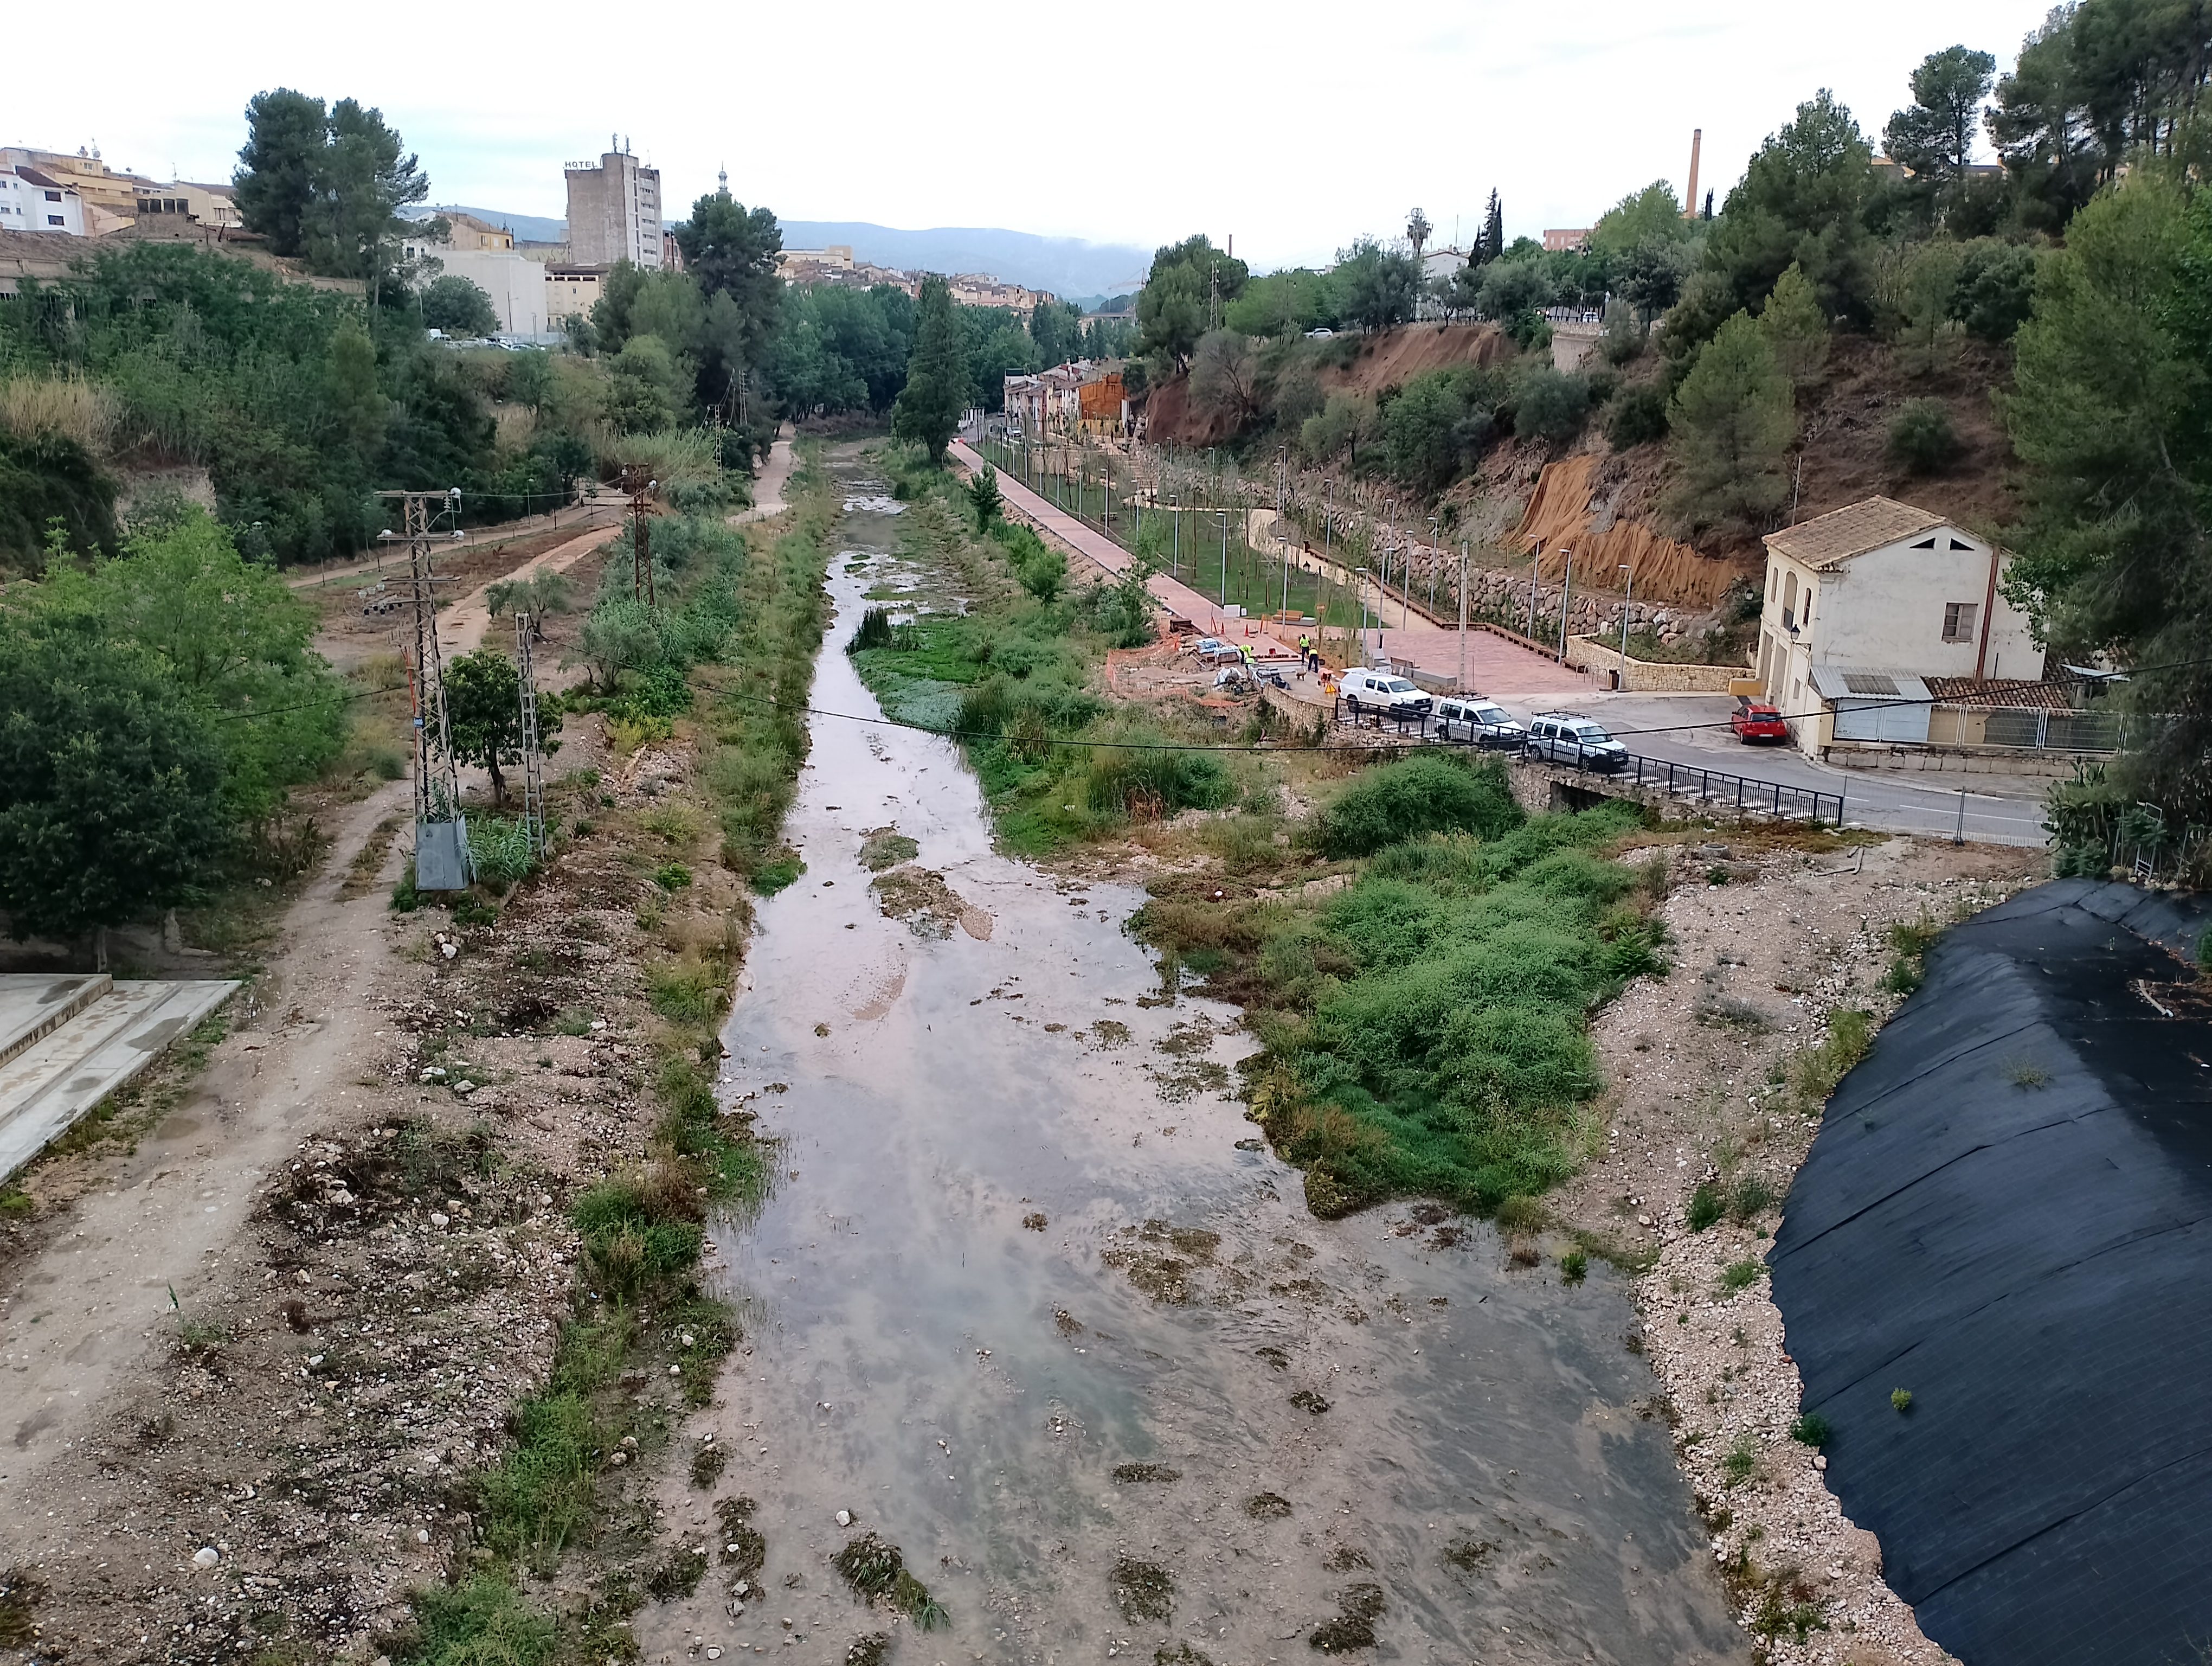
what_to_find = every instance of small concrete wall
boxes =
[1566,635,1742,693]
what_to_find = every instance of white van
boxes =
[1434,697,1527,749]
[1339,669,1432,719]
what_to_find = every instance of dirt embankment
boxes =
[1585,333,2023,573]
[1317,321,1512,397]
[0,705,762,1664]
[1143,322,1512,447]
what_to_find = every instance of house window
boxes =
[47,215,64,226]
[43,190,62,202]
[1943,602,1979,643]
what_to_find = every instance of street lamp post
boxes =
[1355,566,1372,662]
[1558,552,1574,662]
[1618,563,1635,689]
[1458,539,1470,693]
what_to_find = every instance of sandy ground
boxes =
[734,431,797,524]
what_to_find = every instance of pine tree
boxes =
[1480,191,1505,266]
[892,275,968,466]
[1661,311,1795,536]
[1759,262,1830,389]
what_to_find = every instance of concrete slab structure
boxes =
[0,974,238,1180]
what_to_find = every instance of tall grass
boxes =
[0,374,116,451]
[599,426,722,488]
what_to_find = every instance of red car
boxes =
[1731,697,1790,744]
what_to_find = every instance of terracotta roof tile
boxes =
[1763,497,1950,569]
[1925,677,2074,711]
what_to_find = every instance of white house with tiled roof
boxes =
[1757,498,2040,755]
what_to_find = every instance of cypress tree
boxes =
[891,275,968,466]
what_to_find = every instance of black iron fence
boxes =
[1332,707,1847,824]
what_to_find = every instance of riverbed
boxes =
[643,448,1745,1664]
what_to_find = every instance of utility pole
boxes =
[1526,540,1542,640]
[382,488,470,889]
[1619,563,1636,687]
[1458,539,1470,693]
[620,465,657,604]
[516,609,546,860]
[1277,446,1290,624]
[1558,553,1574,661]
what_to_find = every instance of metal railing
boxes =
[1336,708,1848,824]
[1607,751,1845,824]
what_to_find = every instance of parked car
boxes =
[1434,696,1527,749]
[1525,713,1630,772]
[1731,697,1790,744]
[1339,668,1432,719]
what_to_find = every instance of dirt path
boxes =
[432,521,622,661]
[732,428,796,524]
[0,513,612,1530]
[0,780,414,1507]
[283,510,621,592]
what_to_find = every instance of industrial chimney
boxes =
[1685,129,1702,220]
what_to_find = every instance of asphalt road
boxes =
[1489,690,2052,846]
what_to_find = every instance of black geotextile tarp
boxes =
[1770,879,2212,1666]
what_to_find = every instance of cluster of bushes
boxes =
[0,503,346,945]
[1136,754,1668,1216]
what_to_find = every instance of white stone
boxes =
[834,1509,852,1528]
[430,1212,451,1228]
[193,1547,220,1568]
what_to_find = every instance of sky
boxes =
[10,0,2053,275]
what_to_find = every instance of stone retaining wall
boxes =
[1565,635,1744,693]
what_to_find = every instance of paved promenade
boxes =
[951,441,1593,700]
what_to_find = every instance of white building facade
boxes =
[0,166,84,234]
[1758,497,2040,755]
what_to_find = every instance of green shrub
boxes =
[1606,383,1671,450]
[389,860,422,913]
[1083,748,1236,818]
[1720,1258,1765,1292]
[1514,368,1591,444]
[1887,399,1960,473]
[750,853,804,895]
[1560,1247,1589,1284]
[646,959,721,1023]
[1686,1179,1726,1232]
[401,1573,557,1666]
[468,817,538,887]
[1789,1412,1832,1448]
[1891,1387,1914,1413]
[1729,1174,1777,1222]
[849,606,896,651]
[652,862,693,891]
[1308,753,1524,858]
[1722,1435,1758,1485]
[1792,1009,1872,1106]
[572,1178,704,1303]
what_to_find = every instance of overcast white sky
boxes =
[12,0,2048,273]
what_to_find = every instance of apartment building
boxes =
[564,140,661,270]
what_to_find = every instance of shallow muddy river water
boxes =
[646,452,1745,1664]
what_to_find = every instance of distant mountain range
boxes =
[404,207,1150,305]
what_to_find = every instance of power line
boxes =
[203,656,2201,752]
